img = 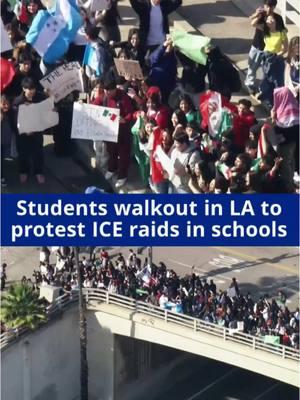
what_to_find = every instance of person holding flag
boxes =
[25,0,82,66]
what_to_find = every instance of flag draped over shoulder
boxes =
[26,0,82,64]
[251,124,268,172]
[171,31,211,65]
[131,116,150,185]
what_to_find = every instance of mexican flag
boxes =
[200,91,233,139]
[131,116,150,185]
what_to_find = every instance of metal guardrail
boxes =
[84,289,299,362]
[1,288,299,363]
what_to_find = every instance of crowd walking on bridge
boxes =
[3,247,298,350]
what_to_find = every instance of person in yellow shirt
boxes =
[258,14,288,107]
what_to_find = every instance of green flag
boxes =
[264,335,280,345]
[250,158,261,173]
[171,31,211,65]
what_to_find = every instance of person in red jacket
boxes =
[146,91,170,130]
[234,99,257,151]
[101,80,134,188]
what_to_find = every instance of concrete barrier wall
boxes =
[89,303,300,388]
[1,309,80,400]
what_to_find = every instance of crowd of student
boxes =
[1,0,299,192]
[19,247,298,349]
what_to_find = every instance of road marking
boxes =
[253,382,281,400]
[167,258,233,281]
[184,369,236,400]
[213,247,297,274]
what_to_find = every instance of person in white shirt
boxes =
[130,0,182,51]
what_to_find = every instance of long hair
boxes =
[287,36,300,63]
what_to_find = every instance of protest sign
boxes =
[155,145,174,177]
[155,145,181,188]
[71,102,119,143]
[90,0,109,12]
[114,58,143,80]
[40,62,84,102]
[17,97,59,134]
[1,20,12,53]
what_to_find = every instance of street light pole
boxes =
[148,246,153,268]
[74,247,89,400]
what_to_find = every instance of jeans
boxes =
[260,52,285,106]
[245,46,264,87]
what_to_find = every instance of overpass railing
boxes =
[84,288,299,362]
[1,288,299,363]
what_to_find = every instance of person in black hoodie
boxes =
[13,77,47,184]
[130,0,182,51]
[206,46,242,100]
[1,94,16,187]
[110,28,146,67]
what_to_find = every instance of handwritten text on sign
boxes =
[40,62,84,103]
[71,102,119,142]
[114,58,143,80]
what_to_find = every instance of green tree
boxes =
[0,283,46,330]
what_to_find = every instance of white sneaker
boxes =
[115,178,127,188]
[105,171,115,180]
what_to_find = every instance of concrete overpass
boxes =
[1,288,299,397]
[84,289,299,388]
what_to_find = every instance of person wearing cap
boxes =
[167,128,201,193]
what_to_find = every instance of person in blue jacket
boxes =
[148,38,177,103]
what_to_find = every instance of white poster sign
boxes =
[90,0,109,12]
[71,102,119,143]
[1,20,12,53]
[40,62,84,103]
[155,145,181,187]
[17,97,59,134]
[155,145,174,177]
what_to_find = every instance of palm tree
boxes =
[0,283,46,330]
[74,247,88,400]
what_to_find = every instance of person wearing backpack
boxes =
[83,25,114,85]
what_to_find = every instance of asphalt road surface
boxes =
[2,246,298,309]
